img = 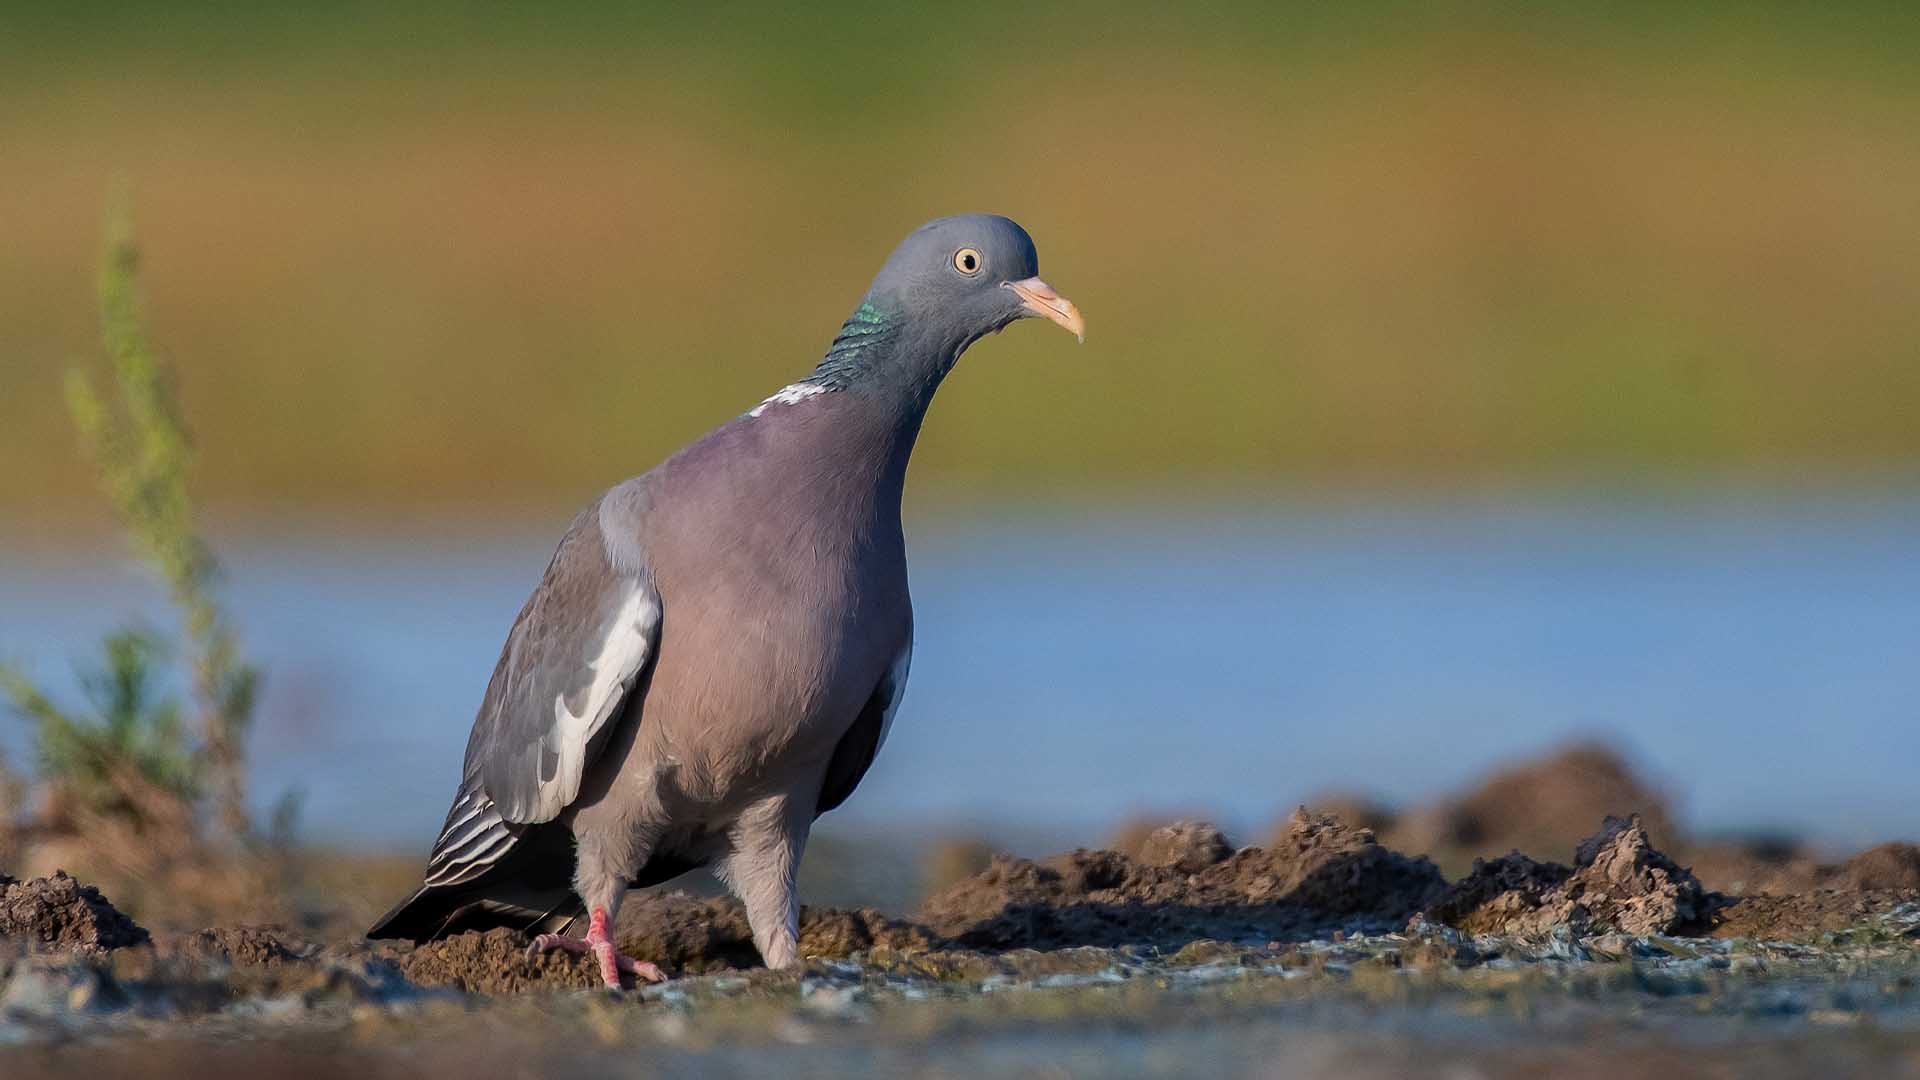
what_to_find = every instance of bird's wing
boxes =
[816,633,912,817]
[472,499,659,825]
[420,496,659,888]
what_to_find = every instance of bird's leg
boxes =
[527,906,665,989]
[528,831,668,989]
[716,794,810,970]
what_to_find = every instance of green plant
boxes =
[0,630,198,827]
[1,192,261,843]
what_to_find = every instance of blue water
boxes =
[3,488,1916,854]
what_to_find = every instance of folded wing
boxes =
[424,501,660,888]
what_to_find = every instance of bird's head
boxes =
[799,215,1083,409]
[869,214,1085,347]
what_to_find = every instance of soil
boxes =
[4,811,1913,992]
[917,811,1445,951]
[394,894,936,994]
[1677,837,1827,896]
[0,871,149,954]
[1832,842,1920,891]
[1291,742,1912,902]
[1134,820,1234,874]
[1708,886,1920,940]
[166,925,314,968]
[1425,815,1709,936]
[3,807,1918,1077]
[1314,742,1680,880]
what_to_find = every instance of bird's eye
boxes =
[953,247,982,275]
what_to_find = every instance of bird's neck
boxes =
[799,297,965,422]
[739,296,973,523]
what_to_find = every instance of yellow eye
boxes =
[953,247,983,274]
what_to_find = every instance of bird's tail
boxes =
[365,884,450,943]
[366,882,578,944]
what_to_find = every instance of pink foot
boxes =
[526,907,667,989]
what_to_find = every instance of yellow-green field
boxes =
[6,4,1920,522]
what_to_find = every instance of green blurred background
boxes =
[7,2,1920,531]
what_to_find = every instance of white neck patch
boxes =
[747,382,829,418]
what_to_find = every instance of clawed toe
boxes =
[525,911,668,989]
[526,932,586,962]
[621,956,668,984]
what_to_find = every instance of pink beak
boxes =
[1004,277,1086,343]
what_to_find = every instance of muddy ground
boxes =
[5,804,1920,1077]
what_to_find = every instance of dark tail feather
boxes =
[365,837,705,944]
[367,882,578,944]
[366,884,450,943]
[370,819,586,943]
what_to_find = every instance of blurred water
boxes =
[2,488,1916,854]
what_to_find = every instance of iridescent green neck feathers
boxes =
[803,301,901,391]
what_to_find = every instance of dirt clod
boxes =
[1832,843,1920,892]
[1257,809,1447,918]
[616,891,934,975]
[1564,814,1710,934]
[1675,837,1823,897]
[1710,887,1920,940]
[1425,815,1708,936]
[1135,821,1233,874]
[0,871,149,954]
[1384,743,1675,876]
[393,891,936,993]
[919,810,1446,951]
[1298,793,1398,836]
[1426,852,1573,935]
[397,927,603,994]
[171,925,313,968]
[6,798,1913,1021]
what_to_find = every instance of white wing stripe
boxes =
[435,811,500,855]
[527,585,659,822]
[424,830,514,886]
[436,795,487,841]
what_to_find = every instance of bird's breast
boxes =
[636,550,910,811]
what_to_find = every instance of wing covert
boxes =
[466,499,660,825]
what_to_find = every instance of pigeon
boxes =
[367,214,1083,987]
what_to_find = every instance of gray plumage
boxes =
[368,215,1083,976]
